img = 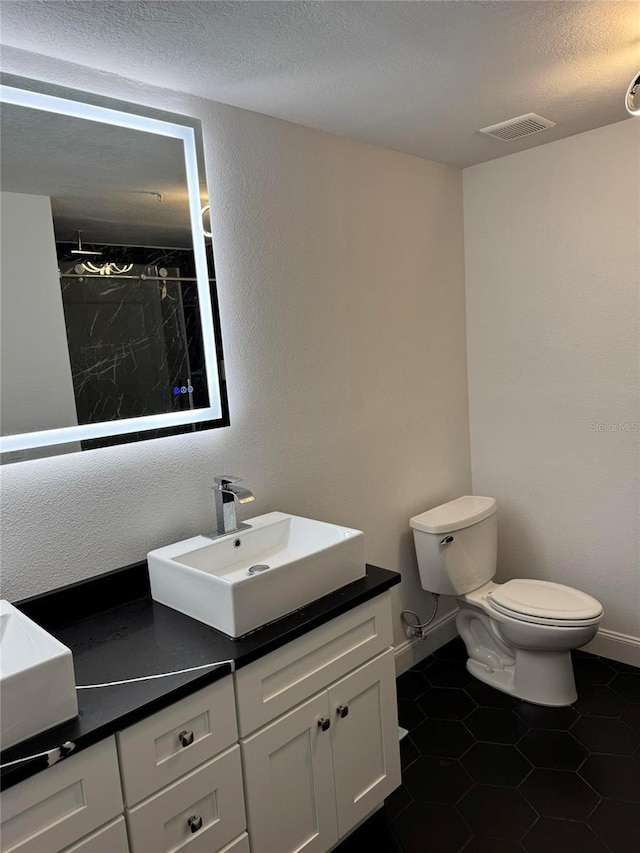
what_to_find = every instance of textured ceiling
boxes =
[1,103,193,246]
[0,0,638,167]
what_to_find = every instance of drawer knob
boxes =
[178,729,194,747]
[336,704,349,718]
[187,814,203,833]
[318,717,330,732]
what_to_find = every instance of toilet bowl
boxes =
[410,497,603,706]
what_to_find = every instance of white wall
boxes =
[0,49,470,646]
[0,191,80,461]
[464,120,640,650]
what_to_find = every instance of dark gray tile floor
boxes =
[335,638,640,853]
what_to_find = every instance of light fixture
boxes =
[69,230,133,274]
[81,261,134,276]
[70,229,102,257]
[625,70,640,116]
[201,204,212,238]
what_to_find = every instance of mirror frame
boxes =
[0,78,229,458]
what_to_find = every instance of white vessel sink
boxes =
[0,600,78,750]
[148,512,365,637]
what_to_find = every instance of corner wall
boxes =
[464,120,640,659]
[0,49,471,648]
[0,192,79,459]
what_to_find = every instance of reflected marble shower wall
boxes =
[56,244,210,447]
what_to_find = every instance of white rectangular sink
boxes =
[0,600,78,750]
[147,512,365,637]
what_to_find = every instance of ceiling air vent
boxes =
[479,113,556,142]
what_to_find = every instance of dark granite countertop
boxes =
[1,562,400,790]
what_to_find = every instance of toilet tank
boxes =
[410,496,497,596]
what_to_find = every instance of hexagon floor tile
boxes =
[458,785,537,839]
[589,799,640,853]
[461,742,532,786]
[522,817,609,852]
[403,756,473,804]
[411,717,474,758]
[519,768,599,821]
[571,654,616,687]
[517,729,587,770]
[571,715,638,756]
[416,686,476,720]
[335,638,640,853]
[579,753,640,801]
[391,802,471,853]
[465,706,529,744]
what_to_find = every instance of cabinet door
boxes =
[328,648,401,837]
[241,692,338,853]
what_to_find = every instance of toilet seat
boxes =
[487,579,603,627]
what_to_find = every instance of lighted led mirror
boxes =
[0,76,228,463]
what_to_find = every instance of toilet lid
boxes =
[488,579,603,623]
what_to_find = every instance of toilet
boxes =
[410,496,603,706]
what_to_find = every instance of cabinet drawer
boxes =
[235,593,393,735]
[1,738,123,853]
[125,745,246,853]
[117,677,237,805]
[218,833,249,853]
[61,817,129,853]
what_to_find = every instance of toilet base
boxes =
[456,605,580,706]
[467,649,577,706]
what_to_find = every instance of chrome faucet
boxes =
[209,475,255,539]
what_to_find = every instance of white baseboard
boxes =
[394,610,458,676]
[582,628,640,667]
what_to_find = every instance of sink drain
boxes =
[247,564,270,575]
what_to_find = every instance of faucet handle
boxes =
[213,475,243,489]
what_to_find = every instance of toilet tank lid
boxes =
[410,496,497,534]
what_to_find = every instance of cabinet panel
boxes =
[126,745,245,853]
[241,692,338,853]
[328,649,401,836]
[61,817,129,853]
[235,593,393,735]
[217,833,249,853]
[117,677,237,805]
[1,739,123,853]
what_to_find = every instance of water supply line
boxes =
[401,594,439,639]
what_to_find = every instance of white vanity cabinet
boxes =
[236,592,401,853]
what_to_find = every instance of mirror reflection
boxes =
[0,82,227,462]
